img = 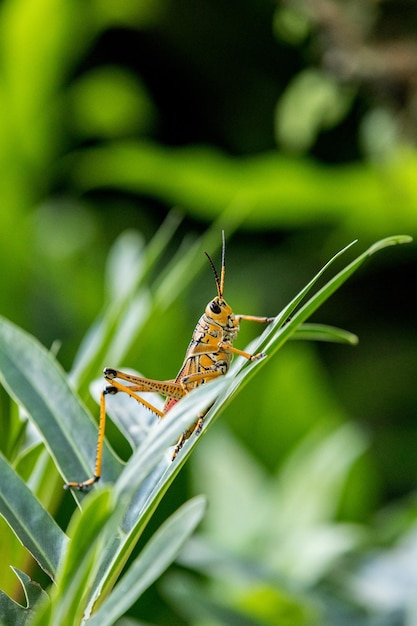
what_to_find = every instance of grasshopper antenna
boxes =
[219,230,226,298]
[205,231,226,299]
[204,252,222,298]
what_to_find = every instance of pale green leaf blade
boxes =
[57,489,115,593]
[0,568,49,626]
[83,379,227,614]
[34,489,116,626]
[263,235,412,358]
[69,213,182,391]
[0,452,67,579]
[173,235,412,451]
[230,238,359,361]
[87,496,207,626]
[161,572,266,626]
[114,378,228,502]
[0,316,122,491]
[213,235,411,408]
[293,323,359,345]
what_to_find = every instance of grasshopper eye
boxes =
[210,301,221,315]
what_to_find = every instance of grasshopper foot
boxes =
[64,475,100,492]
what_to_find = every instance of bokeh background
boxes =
[0,0,417,624]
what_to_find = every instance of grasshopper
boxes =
[65,233,273,491]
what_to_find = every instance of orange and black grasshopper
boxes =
[65,233,273,491]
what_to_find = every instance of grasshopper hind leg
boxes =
[63,385,117,491]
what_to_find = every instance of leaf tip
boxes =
[367,234,413,257]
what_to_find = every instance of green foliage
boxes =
[0,232,411,625]
[70,141,417,236]
[0,1,415,624]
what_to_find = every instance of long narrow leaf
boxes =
[83,379,228,614]
[81,234,412,612]
[0,317,122,494]
[0,568,49,626]
[263,235,412,357]
[210,235,412,410]
[0,453,67,580]
[58,489,115,594]
[69,213,183,391]
[293,323,359,344]
[114,377,228,502]
[142,234,411,475]
[27,489,117,626]
[87,496,207,626]
[52,490,116,626]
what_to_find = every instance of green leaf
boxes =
[275,235,413,350]
[0,316,122,495]
[0,234,411,626]
[87,496,207,626]
[83,379,228,616]
[226,235,412,393]
[155,235,411,497]
[293,323,359,345]
[161,572,266,626]
[181,423,366,593]
[52,490,116,626]
[114,377,228,502]
[28,488,117,626]
[0,568,49,626]
[58,489,115,595]
[71,140,417,231]
[68,215,184,391]
[14,442,46,483]
[0,452,67,580]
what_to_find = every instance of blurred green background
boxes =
[0,0,416,624]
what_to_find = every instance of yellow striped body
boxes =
[164,297,239,412]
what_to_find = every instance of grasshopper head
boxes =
[204,233,237,332]
[205,296,235,328]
